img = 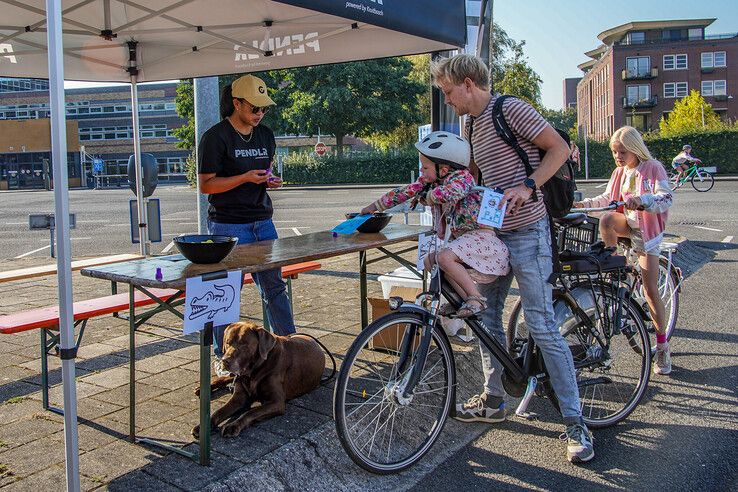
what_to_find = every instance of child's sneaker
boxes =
[563,422,595,463]
[453,393,505,423]
[653,346,672,375]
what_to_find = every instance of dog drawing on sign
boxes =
[192,321,325,438]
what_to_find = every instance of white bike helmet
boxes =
[415,131,471,170]
[682,144,692,151]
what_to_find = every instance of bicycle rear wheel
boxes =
[691,169,714,192]
[333,312,455,474]
[554,284,651,428]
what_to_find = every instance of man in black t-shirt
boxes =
[198,75,296,376]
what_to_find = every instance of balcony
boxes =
[701,66,715,74]
[714,94,729,102]
[622,96,658,109]
[622,68,658,80]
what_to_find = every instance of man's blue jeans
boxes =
[477,217,583,425]
[208,218,296,357]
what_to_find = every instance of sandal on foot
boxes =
[456,296,488,318]
[437,303,457,317]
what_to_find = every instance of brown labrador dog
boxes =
[192,321,325,439]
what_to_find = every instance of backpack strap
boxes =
[491,95,537,201]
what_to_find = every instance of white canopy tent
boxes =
[2,1,465,490]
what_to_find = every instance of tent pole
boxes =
[194,77,220,234]
[128,42,148,255]
[45,0,81,490]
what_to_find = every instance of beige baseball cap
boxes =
[231,74,276,107]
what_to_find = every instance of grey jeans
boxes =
[477,217,582,424]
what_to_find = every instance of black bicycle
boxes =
[333,213,651,474]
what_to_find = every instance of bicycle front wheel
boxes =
[333,312,455,474]
[554,284,651,428]
[691,169,714,192]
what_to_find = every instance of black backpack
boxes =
[491,95,577,218]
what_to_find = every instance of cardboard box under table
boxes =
[369,286,423,352]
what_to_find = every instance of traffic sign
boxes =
[314,142,328,156]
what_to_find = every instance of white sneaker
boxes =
[653,347,672,375]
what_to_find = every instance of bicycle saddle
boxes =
[554,213,588,227]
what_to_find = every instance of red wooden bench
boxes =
[0,260,321,412]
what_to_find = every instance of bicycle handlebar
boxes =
[571,201,625,213]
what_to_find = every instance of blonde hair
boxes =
[609,126,653,164]
[430,54,490,90]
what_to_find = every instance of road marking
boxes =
[694,226,723,232]
[178,222,199,226]
[595,183,608,188]
[273,220,299,223]
[6,222,27,225]
[291,228,302,236]
[15,245,50,258]
[70,237,92,241]
[77,219,109,223]
[161,217,195,222]
[722,236,734,243]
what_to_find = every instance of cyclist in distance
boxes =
[671,144,701,182]
[574,126,674,375]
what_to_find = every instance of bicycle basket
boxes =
[562,217,599,253]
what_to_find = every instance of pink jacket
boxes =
[580,159,672,251]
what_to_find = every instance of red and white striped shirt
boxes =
[464,96,549,231]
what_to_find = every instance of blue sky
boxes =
[494,0,738,109]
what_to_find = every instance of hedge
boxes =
[574,128,738,179]
[281,149,419,184]
[184,129,738,187]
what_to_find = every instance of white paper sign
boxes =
[477,189,507,229]
[183,270,242,335]
[417,232,437,271]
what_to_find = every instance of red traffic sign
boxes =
[314,142,328,156]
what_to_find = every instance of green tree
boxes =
[363,55,430,150]
[494,42,543,110]
[172,79,195,150]
[540,107,577,134]
[280,58,424,156]
[659,90,722,136]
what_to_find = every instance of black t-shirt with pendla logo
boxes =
[198,119,276,223]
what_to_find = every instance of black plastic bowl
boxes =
[345,212,393,233]
[173,235,238,264]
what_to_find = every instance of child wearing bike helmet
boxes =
[671,144,701,181]
[573,126,674,375]
[361,131,509,318]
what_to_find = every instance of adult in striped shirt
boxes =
[431,53,594,464]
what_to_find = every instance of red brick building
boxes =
[576,19,738,141]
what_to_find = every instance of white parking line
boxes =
[722,236,734,243]
[292,227,302,236]
[161,240,177,253]
[694,226,723,232]
[595,183,608,188]
[77,219,109,223]
[15,245,50,258]
[5,222,27,225]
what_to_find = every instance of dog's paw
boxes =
[194,386,201,397]
[192,424,200,439]
[221,422,242,438]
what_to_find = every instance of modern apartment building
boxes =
[576,19,738,140]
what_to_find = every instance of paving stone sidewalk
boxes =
[0,245,495,491]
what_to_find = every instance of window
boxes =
[703,80,728,97]
[702,52,713,68]
[663,54,687,70]
[662,29,682,41]
[626,85,651,105]
[626,56,650,77]
[714,51,726,67]
[688,28,703,40]
[627,31,645,44]
[664,82,688,98]
[625,114,650,132]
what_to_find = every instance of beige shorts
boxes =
[629,228,661,256]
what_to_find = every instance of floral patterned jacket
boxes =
[373,170,484,238]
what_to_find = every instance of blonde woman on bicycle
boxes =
[574,126,674,375]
